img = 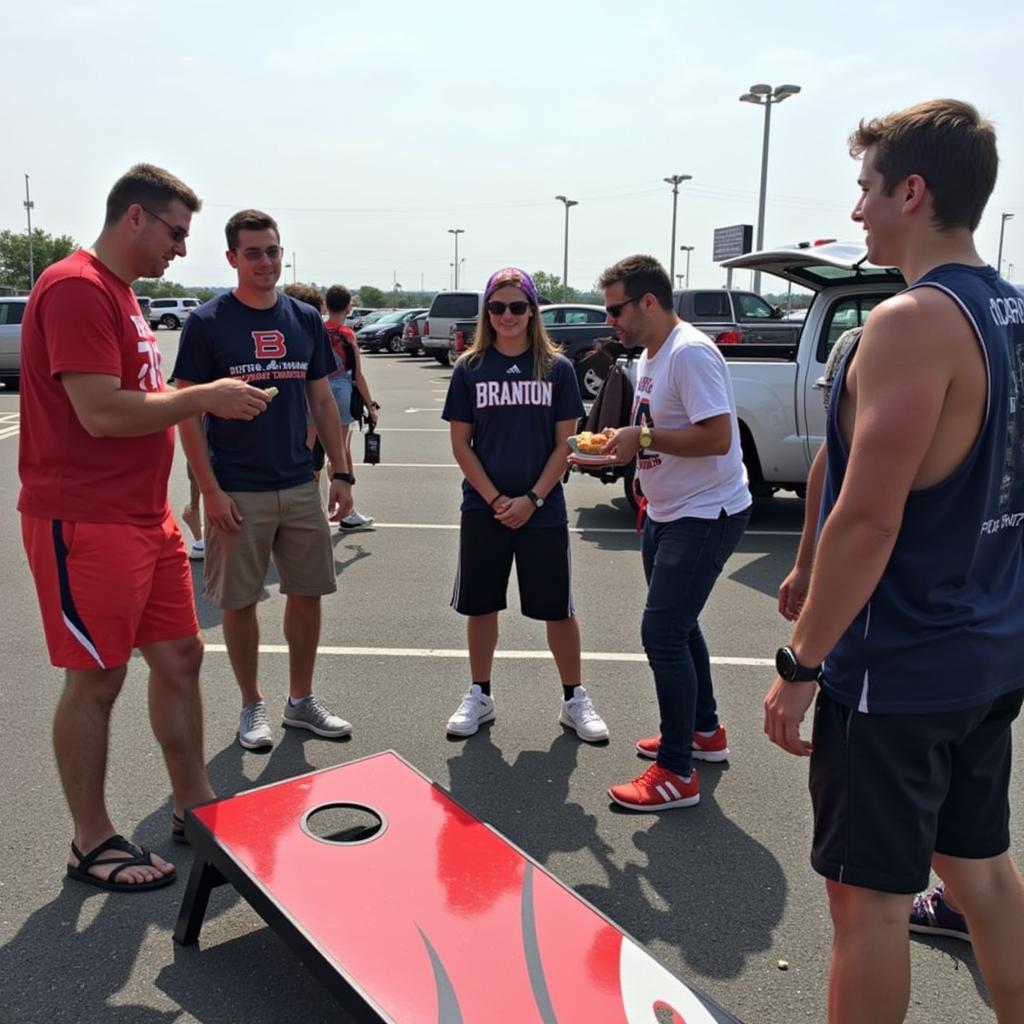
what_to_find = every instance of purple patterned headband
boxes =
[483,267,539,305]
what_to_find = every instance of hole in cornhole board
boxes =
[301,803,387,845]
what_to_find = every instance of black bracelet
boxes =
[332,472,355,484]
[489,493,502,508]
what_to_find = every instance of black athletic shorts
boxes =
[451,511,575,621]
[809,687,1023,894]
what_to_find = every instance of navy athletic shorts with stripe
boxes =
[451,511,575,621]
[21,512,199,670]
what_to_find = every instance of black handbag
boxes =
[363,423,381,465]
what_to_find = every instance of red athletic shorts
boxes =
[21,512,199,670]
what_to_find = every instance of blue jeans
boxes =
[640,506,751,777]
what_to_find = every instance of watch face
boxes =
[775,646,795,679]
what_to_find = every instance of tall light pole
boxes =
[24,174,35,289]
[679,245,694,288]
[554,195,578,300]
[740,82,801,293]
[448,228,465,288]
[664,175,692,280]
[997,213,1015,276]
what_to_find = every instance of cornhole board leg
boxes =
[173,856,226,946]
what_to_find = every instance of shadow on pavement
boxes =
[443,732,786,985]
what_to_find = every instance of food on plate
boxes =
[575,427,615,454]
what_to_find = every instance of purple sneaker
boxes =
[909,884,970,942]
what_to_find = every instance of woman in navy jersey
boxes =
[441,267,608,743]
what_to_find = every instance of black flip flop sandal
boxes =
[171,813,189,845]
[67,835,177,893]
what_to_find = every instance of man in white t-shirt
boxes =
[599,255,751,811]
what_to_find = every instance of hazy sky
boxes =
[4,0,1022,292]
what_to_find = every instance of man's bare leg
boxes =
[141,634,216,817]
[934,851,1024,1021]
[222,604,261,705]
[467,612,498,684]
[546,616,581,686]
[55,666,173,885]
[284,595,320,700]
[825,879,912,1024]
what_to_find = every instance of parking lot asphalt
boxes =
[0,339,1017,1023]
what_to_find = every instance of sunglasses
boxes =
[605,295,642,318]
[236,246,283,262]
[487,300,530,316]
[142,206,188,244]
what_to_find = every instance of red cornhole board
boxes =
[174,751,742,1024]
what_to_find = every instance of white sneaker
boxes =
[282,695,353,738]
[559,686,609,743]
[339,510,375,532]
[238,699,273,750]
[446,684,495,737]
[188,539,205,561]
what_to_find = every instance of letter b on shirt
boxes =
[252,330,286,359]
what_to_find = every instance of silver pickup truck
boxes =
[601,243,904,510]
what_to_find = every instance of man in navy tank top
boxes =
[764,100,1024,1022]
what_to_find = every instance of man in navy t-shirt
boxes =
[173,209,354,752]
[764,102,1024,1022]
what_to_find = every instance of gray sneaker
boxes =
[238,699,273,750]
[282,695,353,738]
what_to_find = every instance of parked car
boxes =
[539,304,609,326]
[357,308,428,354]
[423,291,483,366]
[402,312,429,355]
[0,295,27,390]
[351,309,393,333]
[448,316,620,401]
[136,295,152,318]
[345,306,377,328]
[149,296,200,329]
[592,242,904,511]
[673,288,802,346]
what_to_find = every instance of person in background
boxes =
[324,284,378,533]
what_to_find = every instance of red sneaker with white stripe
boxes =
[608,765,700,810]
[635,725,730,762]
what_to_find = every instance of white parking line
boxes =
[0,425,20,440]
[359,522,799,536]
[203,643,773,666]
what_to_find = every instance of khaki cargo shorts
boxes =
[204,480,336,610]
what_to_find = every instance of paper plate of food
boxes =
[568,428,618,464]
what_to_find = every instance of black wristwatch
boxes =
[775,645,822,683]
[526,489,545,509]
[332,471,355,484]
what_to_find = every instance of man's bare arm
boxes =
[62,372,268,438]
[778,442,826,620]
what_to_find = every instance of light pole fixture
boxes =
[740,82,801,292]
[679,245,695,288]
[997,213,1015,276]
[24,174,35,289]
[448,229,465,288]
[554,195,578,300]
[664,175,692,280]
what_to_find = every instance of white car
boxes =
[149,297,200,330]
[0,295,27,390]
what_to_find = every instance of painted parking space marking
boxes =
[203,643,774,666]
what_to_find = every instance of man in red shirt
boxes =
[18,164,270,893]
